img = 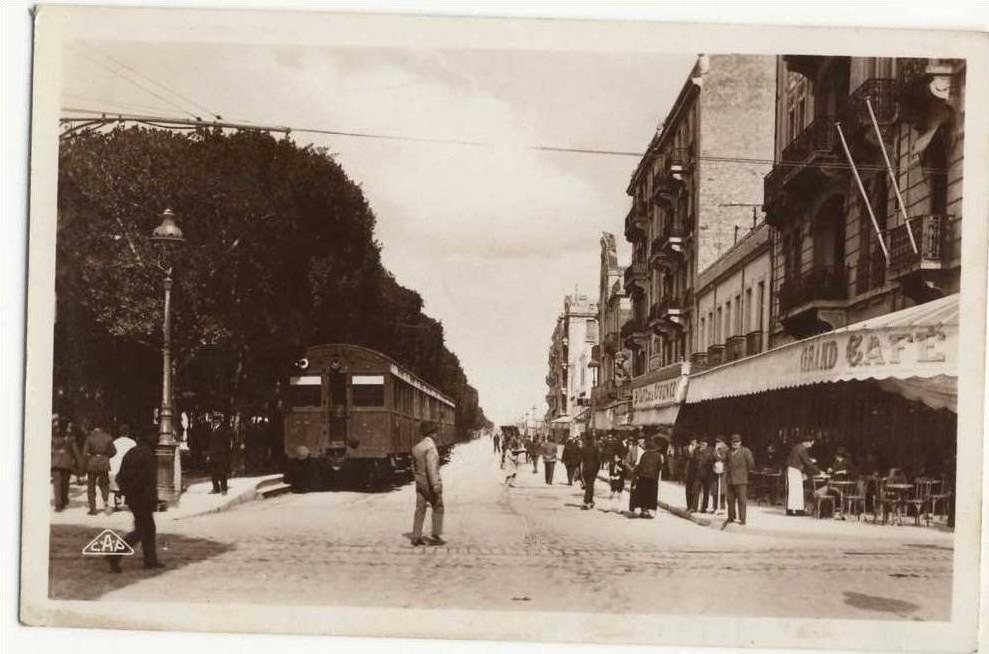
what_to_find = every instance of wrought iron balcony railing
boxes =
[888,215,950,273]
[778,265,848,314]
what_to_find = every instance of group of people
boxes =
[682,434,756,525]
[493,429,671,519]
[51,415,136,515]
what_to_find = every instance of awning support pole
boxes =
[836,121,890,263]
[865,97,918,254]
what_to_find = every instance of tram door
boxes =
[324,368,349,454]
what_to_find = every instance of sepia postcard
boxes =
[18,4,989,653]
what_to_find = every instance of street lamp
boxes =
[151,208,185,508]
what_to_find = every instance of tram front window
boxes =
[287,383,321,407]
[352,375,385,407]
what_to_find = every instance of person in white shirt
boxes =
[108,424,137,512]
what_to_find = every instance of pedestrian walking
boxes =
[723,434,755,526]
[579,432,602,509]
[505,437,521,486]
[50,415,78,512]
[410,421,445,546]
[541,436,558,485]
[786,437,820,516]
[607,452,626,513]
[561,437,581,485]
[693,440,714,513]
[108,424,137,511]
[493,432,501,454]
[208,411,233,495]
[625,433,645,515]
[684,437,699,511]
[109,428,163,573]
[530,436,540,474]
[82,424,117,515]
[631,436,663,519]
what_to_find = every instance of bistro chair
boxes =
[906,478,935,526]
[842,479,867,520]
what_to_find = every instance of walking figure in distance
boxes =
[607,452,626,513]
[109,427,163,572]
[579,431,602,510]
[410,421,445,546]
[82,423,117,515]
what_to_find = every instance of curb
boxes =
[171,474,283,520]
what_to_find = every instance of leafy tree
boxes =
[55,125,487,438]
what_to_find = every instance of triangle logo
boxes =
[81,529,134,556]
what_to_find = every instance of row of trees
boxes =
[54,125,490,440]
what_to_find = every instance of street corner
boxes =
[48,523,234,601]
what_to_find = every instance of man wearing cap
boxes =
[82,424,117,515]
[723,433,756,526]
[411,421,445,546]
[109,427,163,573]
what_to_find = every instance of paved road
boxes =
[50,438,952,620]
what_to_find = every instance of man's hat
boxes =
[730,434,742,443]
[420,420,438,436]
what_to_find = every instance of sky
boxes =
[61,40,696,426]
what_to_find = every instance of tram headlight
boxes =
[296,357,309,370]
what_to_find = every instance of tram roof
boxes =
[303,343,455,406]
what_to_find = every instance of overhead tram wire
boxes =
[56,109,953,176]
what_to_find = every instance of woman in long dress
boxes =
[632,438,663,519]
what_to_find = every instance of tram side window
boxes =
[352,375,385,407]
[288,383,321,407]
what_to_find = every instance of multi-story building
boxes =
[764,56,964,345]
[621,54,775,427]
[692,220,772,368]
[545,294,599,437]
[590,233,634,430]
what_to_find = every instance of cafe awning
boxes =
[686,294,959,412]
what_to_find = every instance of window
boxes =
[586,319,598,343]
[735,294,742,336]
[699,316,706,351]
[757,282,765,331]
[288,384,321,408]
[715,306,723,343]
[744,288,753,333]
[725,300,732,339]
[351,375,385,407]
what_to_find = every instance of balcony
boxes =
[624,199,649,242]
[764,116,843,226]
[723,335,746,362]
[888,215,953,303]
[620,317,648,349]
[648,219,688,271]
[778,265,849,338]
[843,78,897,144]
[648,294,686,334]
[779,265,848,314]
[745,330,764,357]
[602,330,621,355]
[591,380,619,406]
[623,260,649,296]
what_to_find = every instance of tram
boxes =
[283,344,456,488]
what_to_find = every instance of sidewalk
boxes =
[650,477,953,544]
[49,473,283,528]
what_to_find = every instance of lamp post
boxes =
[151,208,185,508]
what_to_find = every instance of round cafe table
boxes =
[827,480,858,517]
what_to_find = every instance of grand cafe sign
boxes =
[797,327,949,378]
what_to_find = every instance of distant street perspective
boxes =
[50,438,951,620]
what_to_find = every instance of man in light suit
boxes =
[410,421,445,546]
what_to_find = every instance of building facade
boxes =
[545,294,599,437]
[764,56,965,346]
[692,221,772,367]
[590,233,634,430]
[621,53,775,424]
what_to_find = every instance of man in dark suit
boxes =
[693,440,715,513]
[82,425,117,515]
[109,428,162,572]
[684,437,699,512]
[579,432,603,510]
[724,433,756,526]
[208,411,233,495]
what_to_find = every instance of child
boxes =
[608,453,626,513]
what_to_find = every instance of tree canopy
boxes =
[55,125,489,435]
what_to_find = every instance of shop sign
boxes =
[798,328,949,376]
[632,376,686,410]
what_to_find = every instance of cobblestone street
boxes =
[49,439,952,620]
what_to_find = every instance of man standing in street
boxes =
[50,415,78,512]
[108,424,137,511]
[724,433,756,526]
[208,411,233,495]
[82,424,117,515]
[579,432,602,510]
[411,421,445,546]
[541,436,558,485]
[684,437,699,512]
[693,440,714,513]
[109,427,163,573]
